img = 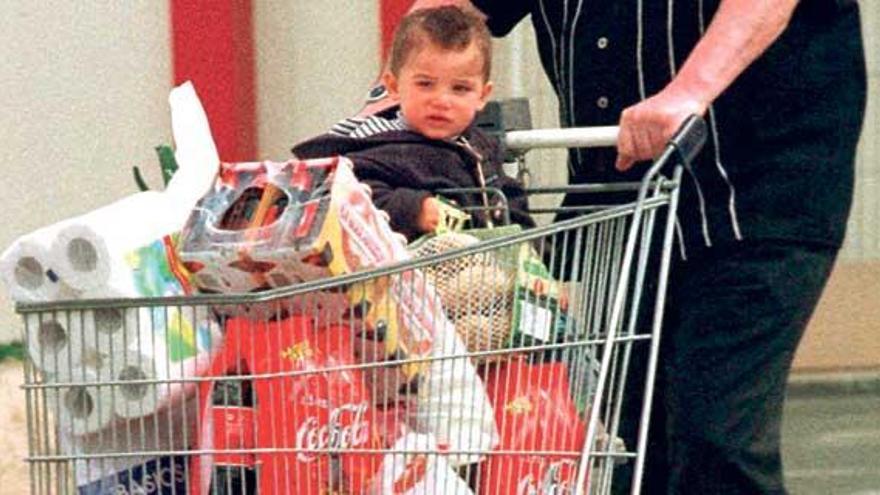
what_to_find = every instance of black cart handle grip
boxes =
[668,114,708,166]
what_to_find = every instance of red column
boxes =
[171,0,256,161]
[379,0,415,62]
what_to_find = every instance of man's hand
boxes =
[615,88,706,171]
[417,196,441,233]
[615,0,798,171]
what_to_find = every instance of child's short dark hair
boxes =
[388,5,492,81]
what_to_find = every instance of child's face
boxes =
[384,41,493,140]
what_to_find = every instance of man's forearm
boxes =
[614,0,799,169]
[666,0,799,108]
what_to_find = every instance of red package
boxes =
[189,319,267,495]
[248,319,382,494]
[190,317,384,494]
[480,357,588,494]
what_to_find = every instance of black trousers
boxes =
[614,240,838,494]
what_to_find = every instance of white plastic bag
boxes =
[410,315,499,467]
[369,432,474,495]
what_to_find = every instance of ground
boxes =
[0,360,31,493]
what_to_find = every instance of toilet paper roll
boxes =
[44,82,219,295]
[59,396,198,487]
[108,347,213,419]
[5,81,218,300]
[27,303,221,415]
[50,367,116,436]
[25,312,101,382]
[50,192,187,293]
[92,306,168,362]
[24,307,152,381]
[0,225,78,302]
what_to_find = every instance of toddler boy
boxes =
[293,5,533,241]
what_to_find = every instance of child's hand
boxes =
[417,196,441,233]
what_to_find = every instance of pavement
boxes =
[783,371,880,494]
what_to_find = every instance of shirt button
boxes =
[597,37,609,49]
[597,96,609,109]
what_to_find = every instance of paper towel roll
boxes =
[50,367,116,436]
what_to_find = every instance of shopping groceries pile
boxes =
[0,83,601,494]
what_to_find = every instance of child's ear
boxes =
[477,81,494,111]
[382,71,399,99]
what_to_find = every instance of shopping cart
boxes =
[14,116,707,495]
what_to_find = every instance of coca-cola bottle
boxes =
[209,363,258,494]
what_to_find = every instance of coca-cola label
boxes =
[516,459,578,495]
[281,341,314,364]
[504,396,534,415]
[295,402,371,462]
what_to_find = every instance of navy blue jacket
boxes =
[292,118,534,241]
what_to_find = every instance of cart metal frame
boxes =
[15,117,706,495]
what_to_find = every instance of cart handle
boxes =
[503,115,708,162]
[504,126,619,150]
[665,114,708,166]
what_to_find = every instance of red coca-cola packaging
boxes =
[256,317,384,494]
[480,357,588,495]
[190,317,267,495]
[191,317,384,494]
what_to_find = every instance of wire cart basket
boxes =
[15,117,707,495]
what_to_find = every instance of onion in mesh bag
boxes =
[443,263,514,318]
[453,309,512,357]
[410,232,481,279]
[409,232,517,357]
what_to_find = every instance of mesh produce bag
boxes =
[408,232,515,360]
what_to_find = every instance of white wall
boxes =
[254,2,380,159]
[842,4,880,261]
[0,2,172,342]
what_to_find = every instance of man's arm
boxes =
[615,0,799,171]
